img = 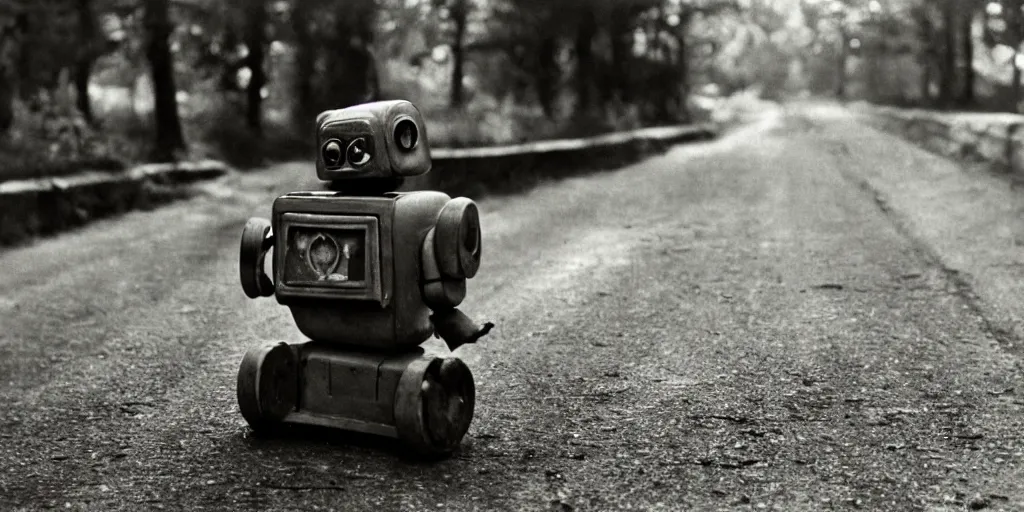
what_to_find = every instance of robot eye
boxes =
[347,138,372,167]
[394,119,418,151]
[322,139,343,167]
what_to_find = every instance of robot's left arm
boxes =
[421,197,493,351]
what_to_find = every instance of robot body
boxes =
[236,100,489,456]
[272,190,448,349]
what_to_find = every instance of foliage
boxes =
[0,0,863,179]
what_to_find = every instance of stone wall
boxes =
[854,103,1024,174]
[0,161,229,246]
[402,124,718,198]
[0,123,719,247]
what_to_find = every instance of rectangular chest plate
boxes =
[275,213,382,303]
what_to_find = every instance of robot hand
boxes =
[431,309,494,352]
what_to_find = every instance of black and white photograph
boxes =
[3,0,1024,510]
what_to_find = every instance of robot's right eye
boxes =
[394,119,419,151]
[347,137,372,167]
[322,139,343,167]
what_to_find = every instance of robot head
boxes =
[315,100,432,181]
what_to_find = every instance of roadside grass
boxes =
[0,100,131,183]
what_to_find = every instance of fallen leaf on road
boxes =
[968,494,991,510]
[812,283,844,290]
[954,433,984,440]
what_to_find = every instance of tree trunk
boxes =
[957,7,975,106]
[449,0,468,108]
[916,9,934,105]
[574,6,596,115]
[15,12,29,100]
[0,21,21,134]
[535,35,557,119]
[1009,0,1023,112]
[291,0,315,125]
[676,25,690,122]
[920,57,932,105]
[244,0,267,135]
[864,39,879,101]
[606,4,633,107]
[144,0,186,160]
[74,59,93,126]
[0,69,13,133]
[836,30,848,99]
[75,0,97,126]
[508,45,531,105]
[608,32,629,104]
[327,0,377,109]
[939,3,956,106]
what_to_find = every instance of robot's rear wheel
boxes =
[237,342,297,431]
[395,357,475,457]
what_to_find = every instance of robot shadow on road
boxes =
[237,100,494,459]
[237,420,471,464]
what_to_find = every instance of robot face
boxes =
[318,119,381,176]
[315,100,432,181]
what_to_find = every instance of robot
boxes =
[236,100,492,457]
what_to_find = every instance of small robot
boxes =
[236,100,492,457]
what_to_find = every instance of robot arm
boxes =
[240,217,276,299]
[421,198,493,351]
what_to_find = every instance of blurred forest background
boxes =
[0,0,1021,178]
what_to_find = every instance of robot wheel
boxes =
[395,356,476,457]
[237,342,298,432]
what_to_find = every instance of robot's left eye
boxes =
[347,138,372,167]
[322,139,344,167]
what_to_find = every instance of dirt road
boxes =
[2,103,1023,511]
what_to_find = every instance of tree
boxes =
[0,2,22,134]
[144,0,185,159]
[1003,0,1024,111]
[488,0,567,116]
[291,0,315,124]
[74,0,99,126]
[574,1,597,116]
[911,2,936,104]
[958,0,978,105]
[939,1,956,105]
[244,0,267,134]
[440,0,470,107]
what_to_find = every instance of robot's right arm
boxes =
[240,217,276,299]
[421,198,492,351]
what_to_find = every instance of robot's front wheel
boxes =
[395,357,476,457]
[237,342,297,431]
